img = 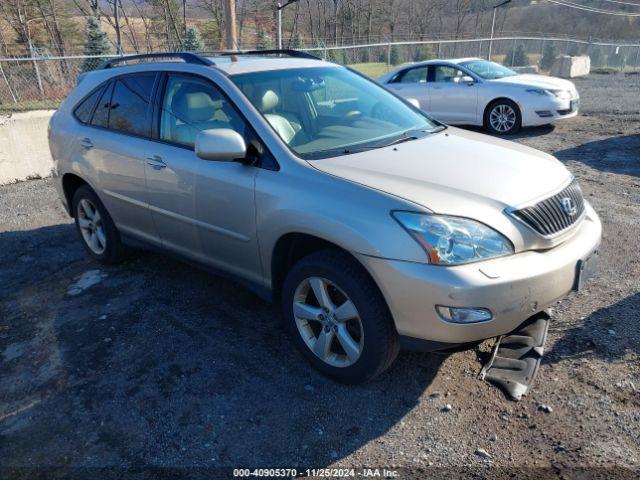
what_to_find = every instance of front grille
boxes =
[510,180,585,236]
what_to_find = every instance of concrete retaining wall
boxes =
[0,110,55,185]
[550,55,591,78]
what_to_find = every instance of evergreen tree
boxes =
[256,30,272,50]
[413,44,435,62]
[540,41,557,71]
[567,43,581,57]
[505,44,530,67]
[290,33,304,50]
[389,45,402,65]
[82,17,113,72]
[183,26,203,52]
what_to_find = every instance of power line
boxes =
[592,0,640,7]
[545,0,640,15]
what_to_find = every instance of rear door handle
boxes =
[80,137,93,149]
[146,155,167,169]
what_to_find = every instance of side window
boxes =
[74,85,104,124]
[108,73,156,137]
[397,66,428,84]
[90,81,113,129]
[160,74,246,148]
[432,66,465,83]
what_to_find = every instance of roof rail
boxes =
[217,49,321,60]
[98,52,214,70]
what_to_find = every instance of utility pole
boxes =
[488,0,511,62]
[224,0,237,49]
[114,0,122,55]
[277,0,299,50]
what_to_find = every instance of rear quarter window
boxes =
[73,85,105,124]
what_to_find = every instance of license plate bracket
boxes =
[575,247,599,291]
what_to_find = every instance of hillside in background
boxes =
[0,0,638,57]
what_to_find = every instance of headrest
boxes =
[260,90,279,112]
[173,86,216,123]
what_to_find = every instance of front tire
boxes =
[484,99,521,135]
[72,185,126,265]
[281,250,399,384]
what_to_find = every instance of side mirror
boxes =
[195,128,247,162]
[406,98,421,108]
[462,75,475,85]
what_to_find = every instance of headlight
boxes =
[393,212,514,265]
[526,88,553,96]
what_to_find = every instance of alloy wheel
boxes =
[77,198,106,255]
[489,104,517,133]
[292,276,364,368]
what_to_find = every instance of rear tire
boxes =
[484,99,521,135]
[72,185,126,265]
[281,249,399,384]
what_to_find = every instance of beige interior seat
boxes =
[260,90,297,144]
[172,85,228,146]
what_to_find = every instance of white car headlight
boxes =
[526,88,553,96]
[393,212,514,265]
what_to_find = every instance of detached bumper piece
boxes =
[480,312,550,401]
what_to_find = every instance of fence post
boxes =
[437,42,441,58]
[387,42,391,70]
[511,38,516,66]
[32,58,45,100]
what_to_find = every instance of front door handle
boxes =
[80,137,93,149]
[146,155,167,169]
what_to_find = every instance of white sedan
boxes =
[378,58,580,135]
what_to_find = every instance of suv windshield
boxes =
[460,60,518,80]
[231,66,440,159]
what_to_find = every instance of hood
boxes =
[308,127,572,215]
[490,74,577,93]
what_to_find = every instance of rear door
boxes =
[384,66,430,110]
[73,73,159,245]
[427,64,478,124]
[143,72,261,282]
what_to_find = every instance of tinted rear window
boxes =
[91,81,113,129]
[108,74,156,137]
[74,86,104,124]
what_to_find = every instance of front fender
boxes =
[254,167,429,286]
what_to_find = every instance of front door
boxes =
[144,73,261,282]
[428,65,478,124]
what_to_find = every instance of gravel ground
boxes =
[1,72,639,479]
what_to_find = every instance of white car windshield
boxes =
[231,66,441,159]
[460,60,518,80]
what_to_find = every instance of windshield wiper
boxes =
[344,127,445,153]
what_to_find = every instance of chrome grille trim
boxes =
[508,180,585,237]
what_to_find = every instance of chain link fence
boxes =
[1,36,639,112]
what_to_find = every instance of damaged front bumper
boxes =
[356,203,601,346]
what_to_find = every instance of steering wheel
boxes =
[345,110,363,120]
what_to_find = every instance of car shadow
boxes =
[554,134,640,177]
[544,292,640,366]
[0,224,447,472]
[461,124,556,139]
